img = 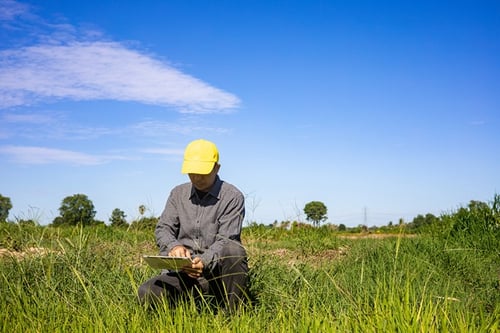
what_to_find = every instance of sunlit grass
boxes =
[0,221,499,332]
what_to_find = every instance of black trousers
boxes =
[138,242,248,311]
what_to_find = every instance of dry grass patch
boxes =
[247,245,349,268]
[0,246,57,259]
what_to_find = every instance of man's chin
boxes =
[193,185,209,192]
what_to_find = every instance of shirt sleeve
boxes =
[155,191,183,255]
[200,190,245,269]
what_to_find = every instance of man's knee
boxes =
[221,241,246,258]
[216,241,248,276]
[137,281,154,305]
[137,275,173,305]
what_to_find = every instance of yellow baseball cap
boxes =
[181,139,219,174]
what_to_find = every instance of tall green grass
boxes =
[1,201,499,332]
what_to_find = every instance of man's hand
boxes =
[184,257,204,279]
[168,245,191,258]
[168,246,203,278]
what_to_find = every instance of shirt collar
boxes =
[189,175,222,200]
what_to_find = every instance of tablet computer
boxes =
[142,255,192,271]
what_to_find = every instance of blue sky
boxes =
[1,0,499,226]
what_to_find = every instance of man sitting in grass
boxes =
[138,139,248,313]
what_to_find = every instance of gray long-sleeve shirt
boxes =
[155,176,245,269]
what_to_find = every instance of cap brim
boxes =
[181,160,215,174]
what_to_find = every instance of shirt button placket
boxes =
[195,220,200,249]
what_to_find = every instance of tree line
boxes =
[1,193,498,237]
[0,193,156,229]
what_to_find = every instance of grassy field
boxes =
[1,208,499,332]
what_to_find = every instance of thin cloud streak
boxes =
[131,120,231,137]
[0,145,128,165]
[2,112,54,124]
[0,0,28,21]
[0,1,240,113]
[0,42,240,113]
[0,112,229,141]
[0,1,237,167]
[0,111,118,140]
[141,148,184,156]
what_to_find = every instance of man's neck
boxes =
[195,188,208,199]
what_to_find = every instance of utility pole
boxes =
[364,206,367,225]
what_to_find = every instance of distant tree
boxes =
[138,205,146,216]
[359,224,368,233]
[56,194,96,226]
[410,213,439,231]
[452,199,498,237]
[424,213,439,226]
[0,194,13,223]
[411,214,426,229]
[110,208,128,227]
[17,219,36,227]
[91,219,106,227]
[52,216,65,227]
[338,223,347,231]
[130,216,158,231]
[304,201,328,227]
[440,195,500,253]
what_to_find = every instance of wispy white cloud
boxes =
[0,110,58,139]
[0,0,29,21]
[0,110,118,140]
[2,111,54,124]
[0,42,240,113]
[0,111,229,141]
[0,1,238,167]
[141,148,184,156]
[0,145,128,165]
[131,120,231,137]
[0,1,240,114]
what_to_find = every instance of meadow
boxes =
[1,200,499,332]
